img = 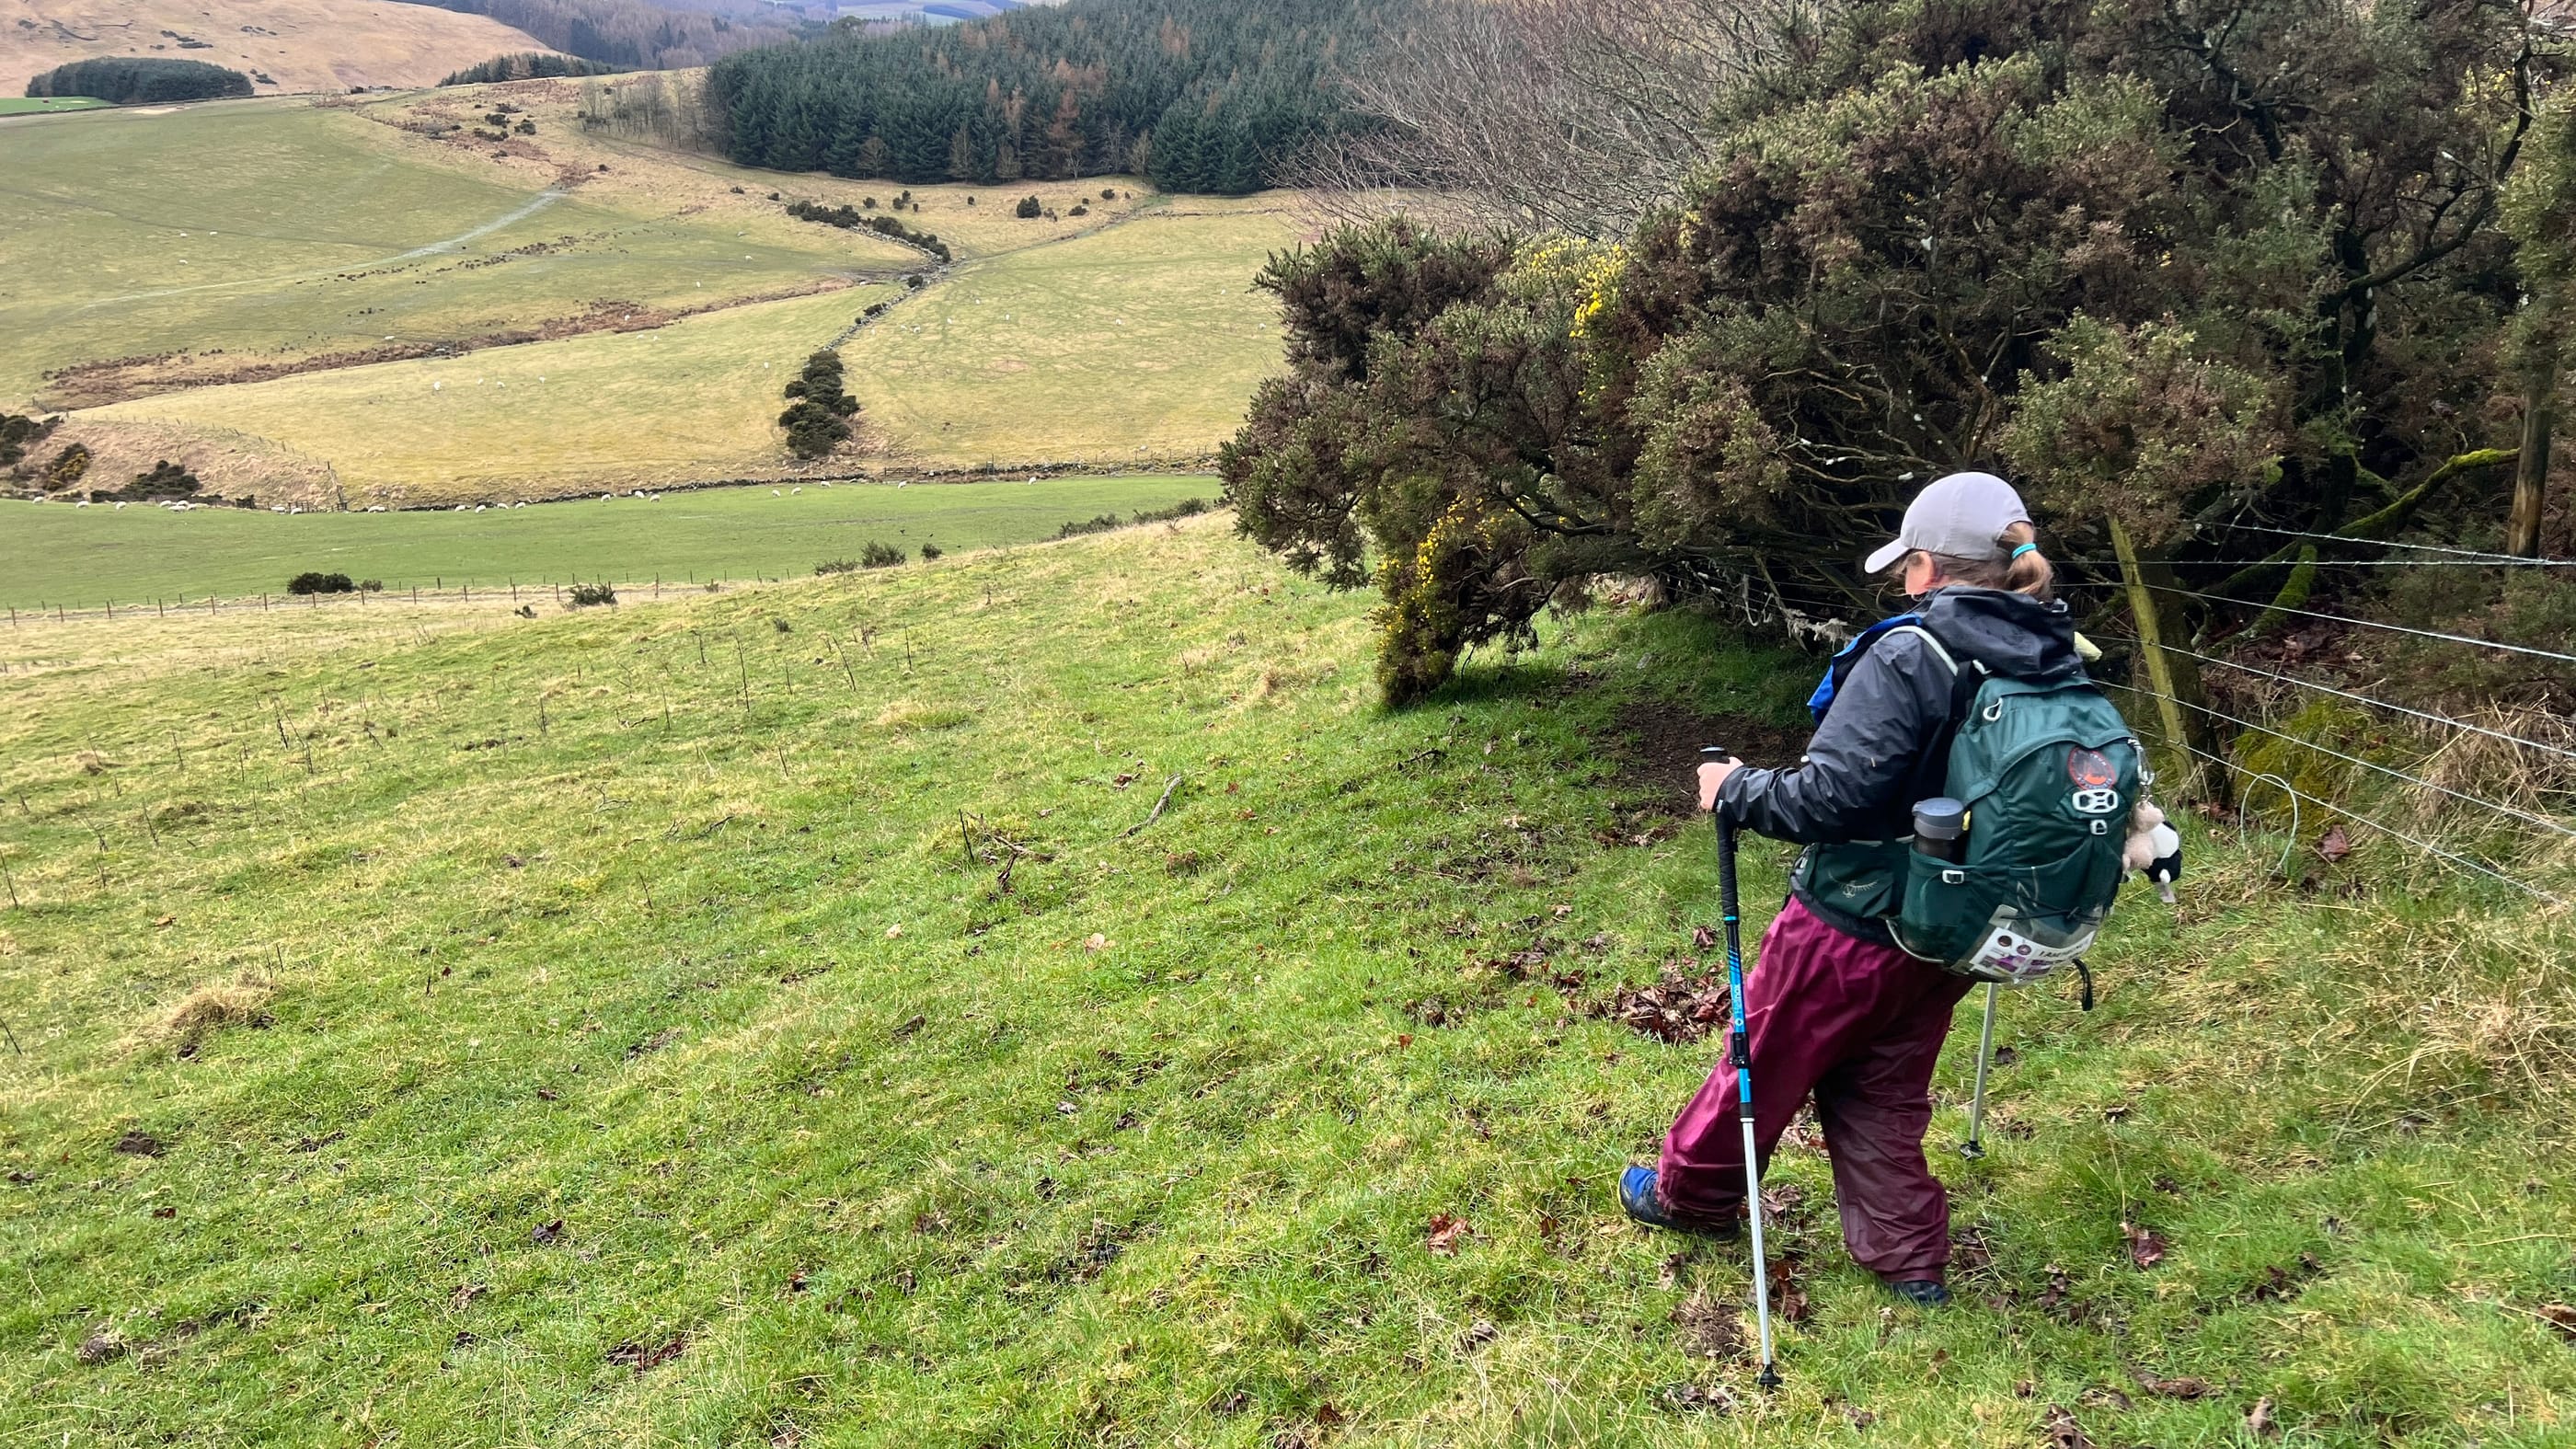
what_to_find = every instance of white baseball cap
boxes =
[1863,471,2032,573]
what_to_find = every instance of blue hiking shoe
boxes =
[1885,1279,1952,1308]
[1619,1166,1740,1238]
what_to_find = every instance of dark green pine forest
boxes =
[705,0,1396,194]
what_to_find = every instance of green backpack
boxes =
[1884,627,2145,985]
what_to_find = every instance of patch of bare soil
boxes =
[1602,696,1811,816]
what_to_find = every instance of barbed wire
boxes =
[2088,633,2576,766]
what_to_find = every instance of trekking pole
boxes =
[1961,982,1998,1158]
[1704,746,1781,1390]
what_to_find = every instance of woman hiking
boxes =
[1619,470,2074,1308]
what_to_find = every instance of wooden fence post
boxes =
[2108,516,2230,806]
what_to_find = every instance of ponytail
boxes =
[1998,522,2054,599]
[1923,521,2055,600]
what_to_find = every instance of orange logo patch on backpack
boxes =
[2066,747,2117,788]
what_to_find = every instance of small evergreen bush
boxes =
[860,540,906,568]
[286,571,355,595]
[1015,195,1042,218]
[567,582,616,607]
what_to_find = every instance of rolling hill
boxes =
[2,0,556,98]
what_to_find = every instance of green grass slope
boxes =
[88,287,903,504]
[0,475,1215,606]
[2,518,2570,1445]
[840,199,1298,470]
[0,100,914,408]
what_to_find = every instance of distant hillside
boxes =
[390,0,801,70]
[0,0,557,97]
[707,0,1400,194]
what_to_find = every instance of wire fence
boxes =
[1727,516,2576,908]
[0,575,769,627]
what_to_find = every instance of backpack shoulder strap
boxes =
[1883,623,1985,726]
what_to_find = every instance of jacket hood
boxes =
[1917,587,2080,679]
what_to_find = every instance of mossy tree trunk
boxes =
[2107,516,2231,807]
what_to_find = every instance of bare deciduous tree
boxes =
[1304,0,1838,236]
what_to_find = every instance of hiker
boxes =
[1618,471,2084,1308]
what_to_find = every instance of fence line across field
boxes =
[0,574,799,626]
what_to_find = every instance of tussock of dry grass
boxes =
[138,973,275,1056]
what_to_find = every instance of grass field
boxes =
[844,199,1302,469]
[0,475,1216,605]
[87,286,910,504]
[0,96,107,114]
[3,516,2570,1445]
[0,0,552,99]
[0,98,918,408]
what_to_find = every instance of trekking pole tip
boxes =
[1756,1364,1781,1390]
[1959,1140,1984,1160]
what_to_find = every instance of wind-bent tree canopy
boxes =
[1226,0,2557,702]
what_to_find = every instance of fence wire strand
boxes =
[2132,581,2576,667]
[2090,634,2576,767]
[2099,682,2568,903]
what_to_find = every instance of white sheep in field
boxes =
[771,489,782,497]
[75,500,89,508]
[115,501,127,510]
[792,487,802,494]
[476,504,488,512]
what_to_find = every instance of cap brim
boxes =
[1863,538,1910,574]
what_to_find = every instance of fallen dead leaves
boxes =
[1591,966,1731,1044]
[1425,1213,1472,1256]
[606,1333,688,1374]
[2121,1219,2168,1270]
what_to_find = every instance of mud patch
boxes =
[1602,697,1810,816]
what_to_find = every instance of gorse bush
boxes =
[118,461,201,500]
[815,558,859,575]
[860,540,906,569]
[1056,512,1124,539]
[782,200,950,260]
[40,443,90,492]
[0,412,59,470]
[285,572,354,596]
[566,582,616,607]
[918,541,942,560]
[1015,195,1042,219]
[777,349,859,459]
[1224,0,2576,702]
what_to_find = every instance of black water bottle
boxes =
[1913,797,1967,863]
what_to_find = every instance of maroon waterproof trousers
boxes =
[1657,895,1974,1282]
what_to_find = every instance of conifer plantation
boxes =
[706,0,1401,193]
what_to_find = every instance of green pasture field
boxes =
[0,99,916,408]
[0,474,1214,606]
[843,199,1299,469]
[0,97,108,115]
[3,516,2570,1445]
[90,286,905,504]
